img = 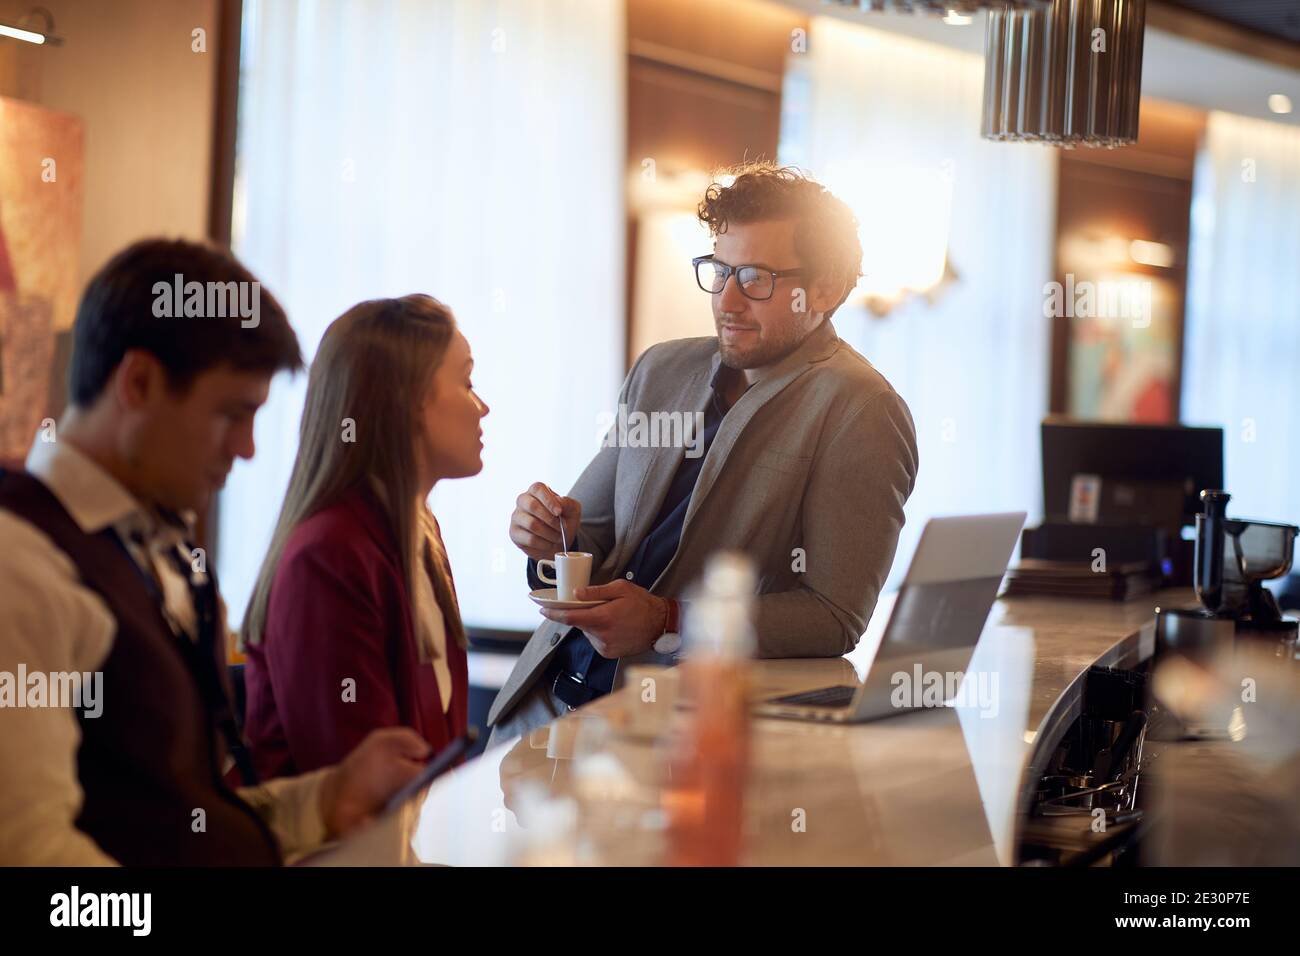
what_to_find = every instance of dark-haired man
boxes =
[489,163,919,741]
[0,239,431,865]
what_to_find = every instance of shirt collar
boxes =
[709,317,841,390]
[23,436,193,542]
[25,437,145,534]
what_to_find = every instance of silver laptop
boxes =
[754,512,1026,724]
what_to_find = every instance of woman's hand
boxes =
[319,727,432,839]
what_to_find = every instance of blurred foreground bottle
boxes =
[665,552,755,866]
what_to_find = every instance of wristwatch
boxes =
[652,598,682,655]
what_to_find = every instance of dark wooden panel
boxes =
[628,58,781,174]
[627,0,802,79]
[624,0,808,369]
[1049,100,1204,422]
[1060,98,1207,181]
[203,0,243,560]
[206,0,242,250]
[1161,0,1300,47]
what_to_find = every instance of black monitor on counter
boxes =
[1041,419,1225,530]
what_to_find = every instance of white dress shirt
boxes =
[0,437,330,866]
[413,510,453,714]
[371,479,456,714]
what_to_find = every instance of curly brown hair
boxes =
[697,162,863,318]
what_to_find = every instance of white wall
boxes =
[0,0,219,300]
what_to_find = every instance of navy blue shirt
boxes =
[529,366,739,699]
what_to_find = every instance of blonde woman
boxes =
[241,295,487,778]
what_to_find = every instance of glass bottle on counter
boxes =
[664,552,755,866]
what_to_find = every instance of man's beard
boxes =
[716,320,806,370]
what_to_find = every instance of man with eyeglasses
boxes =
[489,162,918,742]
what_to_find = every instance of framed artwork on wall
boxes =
[0,96,83,461]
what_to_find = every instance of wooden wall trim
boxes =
[206,0,243,249]
[629,37,785,93]
[1059,143,1199,181]
[203,0,243,559]
[1149,1,1300,73]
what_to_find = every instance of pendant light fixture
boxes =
[981,0,1147,147]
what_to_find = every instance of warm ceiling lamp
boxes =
[982,0,1147,147]
[825,1,1146,149]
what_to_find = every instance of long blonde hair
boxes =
[241,294,456,648]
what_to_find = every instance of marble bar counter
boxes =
[307,589,1182,867]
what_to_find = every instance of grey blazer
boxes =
[487,318,918,727]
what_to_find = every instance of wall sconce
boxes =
[1128,239,1174,269]
[0,7,63,46]
[821,161,956,317]
[1060,232,1176,272]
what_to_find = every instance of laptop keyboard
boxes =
[770,685,858,709]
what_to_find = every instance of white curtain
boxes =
[1183,111,1300,526]
[219,0,625,630]
[781,18,1056,589]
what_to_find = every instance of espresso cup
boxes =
[536,551,593,602]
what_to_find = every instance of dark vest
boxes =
[0,469,281,865]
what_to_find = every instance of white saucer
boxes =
[528,588,608,610]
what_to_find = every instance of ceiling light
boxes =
[982,0,1147,148]
[1268,94,1293,115]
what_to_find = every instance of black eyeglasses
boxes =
[692,255,805,301]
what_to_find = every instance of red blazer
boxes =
[243,487,469,779]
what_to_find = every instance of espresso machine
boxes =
[1156,490,1299,661]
